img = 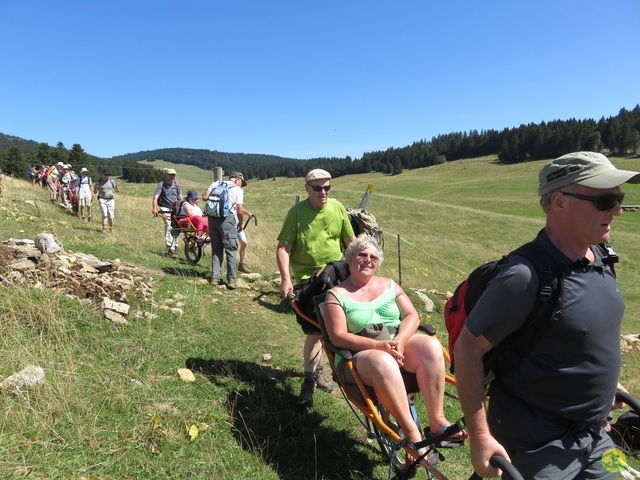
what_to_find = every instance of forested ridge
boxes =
[2,105,638,183]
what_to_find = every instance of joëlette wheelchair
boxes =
[289,262,523,480]
[158,211,210,264]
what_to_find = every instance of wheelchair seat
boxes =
[311,292,434,411]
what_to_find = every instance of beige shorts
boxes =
[99,197,115,219]
[79,194,92,207]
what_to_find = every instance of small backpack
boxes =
[295,261,350,323]
[444,242,617,380]
[204,181,234,218]
[346,207,384,247]
[170,199,187,228]
[609,411,640,451]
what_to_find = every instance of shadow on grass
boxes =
[253,291,295,315]
[162,265,208,278]
[186,357,376,480]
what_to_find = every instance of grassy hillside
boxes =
[1,155,639,479]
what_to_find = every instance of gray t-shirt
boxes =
[154,180,182,208]
[466,229,624,448]
[96,177,117,199]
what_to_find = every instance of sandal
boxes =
[425,424,468,449]
[405,446,429,467]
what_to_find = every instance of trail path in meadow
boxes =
[374,192,640,244]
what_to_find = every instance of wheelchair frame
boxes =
[291,286,527,480]
[158,212,210,265]
[290,293,458,479]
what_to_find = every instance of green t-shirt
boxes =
[277,198,354,283]
[329,279,401,334]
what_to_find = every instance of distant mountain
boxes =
[0,133,40,154]
[110,147,306,170]
[3,104,638,181]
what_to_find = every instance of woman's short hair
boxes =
[344,234,384,265]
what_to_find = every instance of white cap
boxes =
[305,169,331,183]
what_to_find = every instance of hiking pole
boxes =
[243,215,258,230]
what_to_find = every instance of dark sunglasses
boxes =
[561,191,625,211]
[307,184,331,192]
[357,252,379,263]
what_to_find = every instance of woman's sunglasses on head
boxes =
[560,191,625,211]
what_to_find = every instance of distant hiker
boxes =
[46,162,63,203]
[29,165,39,187]
[152,169,182,255]
[203,172,250,289]
[76,167,93,221]
[455,152,640,480]
[233,173,254,274]
[94,170,119,233]
[276,168,355,407]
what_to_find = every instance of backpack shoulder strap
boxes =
[510,242,561,303]
[486,242,563,379]
[328,260,349,285]
[597,242,618,277]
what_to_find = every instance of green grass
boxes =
[1,155,639,479]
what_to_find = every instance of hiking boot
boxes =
[209,277,223,286]
[314,366,334,393]
[88,216,92,222]
[297,379,315,407]
[226,282,237,290]
[238,262,252,274]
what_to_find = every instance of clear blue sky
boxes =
[1,1,638,160]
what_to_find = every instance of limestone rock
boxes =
[178,368,196,382]
[0,365,45,391]
[34,233,62,254]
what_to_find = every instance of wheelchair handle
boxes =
[468,455,524,480]
[616,390,640,413]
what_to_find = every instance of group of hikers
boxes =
[151,169,255,290]
[32,162,119,233]
[272,153,640,480]
[33,152,638,479]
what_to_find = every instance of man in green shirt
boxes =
[277,169,355,407]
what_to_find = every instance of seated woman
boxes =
[179,190,209,237]
[321,234,466,454]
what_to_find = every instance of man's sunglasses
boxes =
[307,184,331,192]
[560,191,625,211]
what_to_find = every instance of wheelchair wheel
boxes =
[184,236,203,265]
[373,407,410,475]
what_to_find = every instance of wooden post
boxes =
[358,184,376,210]
[397,234,402,286]
[213,167,223,182]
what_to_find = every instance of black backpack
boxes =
[609,411,640,451]
[295,261,350,323]
[170,199,187,228]
[445,241,618,382]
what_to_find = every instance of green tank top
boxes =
[329,279,401,335]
